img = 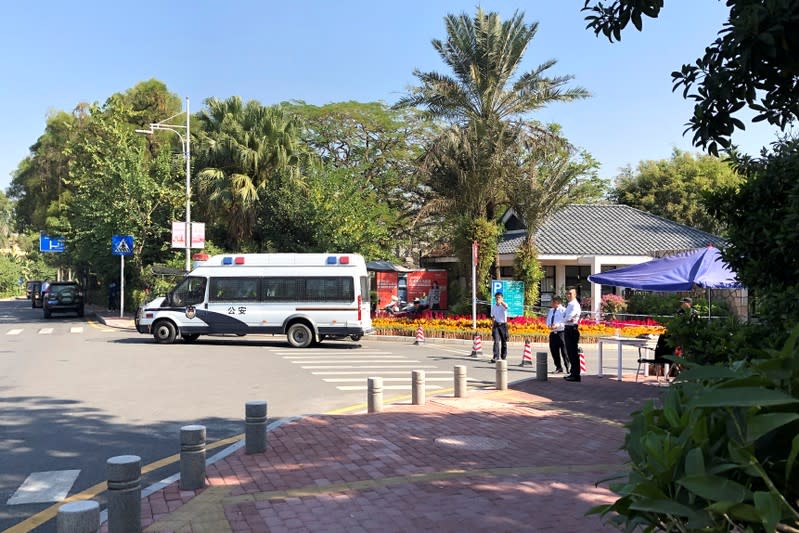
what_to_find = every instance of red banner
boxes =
[407,270,448,310]
[375,272,399,311]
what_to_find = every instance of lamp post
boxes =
[136,97,192,273]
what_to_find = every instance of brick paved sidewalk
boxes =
[112,376,664,533]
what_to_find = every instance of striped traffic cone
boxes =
[579,346,587,373]
[414,324,425,345]
[519,340,533,366]
[470,333,483,357]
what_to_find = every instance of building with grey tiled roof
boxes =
[426,204,727,313]
[499,204,725,256]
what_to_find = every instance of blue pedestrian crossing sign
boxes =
[112,235,134,256]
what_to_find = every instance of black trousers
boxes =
[564,326,580,377]
[548,331,568,371]
[492,322,508,360]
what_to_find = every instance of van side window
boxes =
[209,278,260,302]
[262,277,354,302]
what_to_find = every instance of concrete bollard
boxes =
[368,377,384,413]
[454,365,467,398]
[106,455,141,533]
[180,425,206,490]
[496,359,508,390]
[57,500,100,533]
[536,351,548,381]
[412,370,426,405]
[245,401,268,454]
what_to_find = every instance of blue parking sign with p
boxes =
[112,235,134,256]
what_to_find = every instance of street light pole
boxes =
[184,97,191,274]
[136,96,192,273]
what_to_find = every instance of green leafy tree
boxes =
[612,149,743,235]
[8,111,79,232]
[582,0,799,155]
[707,139,799,327]
[60,100,184,297]
[284,101,435,259]
[258,166,393,259]
[193,96,307,248]
[0,190,13,248]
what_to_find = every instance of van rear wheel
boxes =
[287,323,313,348]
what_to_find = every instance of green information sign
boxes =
[491,279,525,317]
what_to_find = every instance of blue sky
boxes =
[0,1,785,193]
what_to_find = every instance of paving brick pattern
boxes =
[102,375,665,532]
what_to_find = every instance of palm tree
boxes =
[396,8,590,302]
[396,8,588,219]
[194,97,306,247]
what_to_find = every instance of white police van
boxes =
[135,253,372,347]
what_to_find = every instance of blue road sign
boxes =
[491,279,525,318]
[39,235,65,253]
[112,235,134,256]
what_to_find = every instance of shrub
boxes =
[593,324,799,531]
[600,293,627,318]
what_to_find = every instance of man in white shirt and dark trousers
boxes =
[490,291,509,363]
[546,296,569,373]
[563,289,582,382]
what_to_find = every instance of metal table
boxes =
[596,336,652,380]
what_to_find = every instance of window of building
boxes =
[539,266,555,305]
[565,266,592,301]
[600,265,619,296]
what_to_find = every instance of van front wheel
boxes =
[153,320,177,344]
[287,323,313,348]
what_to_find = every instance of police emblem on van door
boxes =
[185,305,196,319]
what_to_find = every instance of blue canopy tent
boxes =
[587,246,743,316]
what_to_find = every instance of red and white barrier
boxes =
[579,346,587,373]
[470,334,483,356]
[519,340,533,366]
[414,325,425,345]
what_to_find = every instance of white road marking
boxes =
[6,470,81,505]
[275,348,391,357]
[290,359,416,364]
[300,365,438,369]
[38,328,54,335]
[336,385,442,391]
[323,377,469,383]
[311,370,452,375]
[282,354,402,359]
[70,327,83,334]
[6,328,23,335]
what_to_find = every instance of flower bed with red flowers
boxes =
[371,312,663,343]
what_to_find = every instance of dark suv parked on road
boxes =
[43,281,85,318]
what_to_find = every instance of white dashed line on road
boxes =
[6,328,23,335]
[38,328,54,335]
[336,384,442,391]
[70,327,84,334]
[300,365,438,369]
[6,470,81,505]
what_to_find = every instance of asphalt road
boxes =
[0,297,648,532]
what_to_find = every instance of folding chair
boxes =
[635,334,670,383]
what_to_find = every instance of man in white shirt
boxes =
[563,288,582,382]
[545,296,569,373]
[490,291,509,362]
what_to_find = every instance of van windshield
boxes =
[169,276,207,307]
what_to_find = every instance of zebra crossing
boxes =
[273,348,466,391]
[4,326,90,336]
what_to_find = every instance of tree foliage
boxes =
[612,149,743,235]
[582,0,799,155]
[193,96,306,248]
[707,139,799,327]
